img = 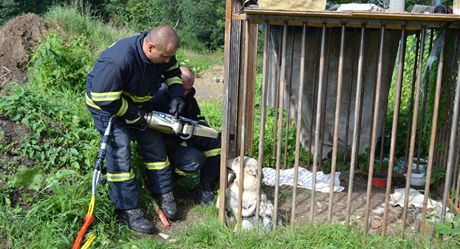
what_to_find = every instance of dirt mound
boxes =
[0,13,48,89]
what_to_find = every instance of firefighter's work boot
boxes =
[117,208,157,234]
[160,192,177,220]
[194,188,215,206]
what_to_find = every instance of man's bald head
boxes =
[146,25,180,50]
[180,66,195,96]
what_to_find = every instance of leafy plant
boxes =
[28,33,93,92]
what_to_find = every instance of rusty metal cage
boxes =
[218,0,460,236]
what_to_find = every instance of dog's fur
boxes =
[217,156,278,231]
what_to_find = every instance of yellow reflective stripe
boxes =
[122,92,153,102]
[91,91,122,101]
[107,170,135,182]
[165,76,182,86]
[145,159,170,170]
[175,168,190,176]
[116,98,128,116]
[165,63,179,71]
[203,148,221,157]
[126,115,140,124]
[86,94,101,110]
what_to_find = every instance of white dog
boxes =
[217,156,277,231]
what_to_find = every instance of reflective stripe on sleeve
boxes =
[116,98,128,116]
[203,148,221,158]
[165,76,182,86]
[90,91,122,101]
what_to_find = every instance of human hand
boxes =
[169,96,185,115]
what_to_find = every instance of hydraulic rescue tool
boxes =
[72,111,220,249]
[144,111,220,140]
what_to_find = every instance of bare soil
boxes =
[0,13,48,94]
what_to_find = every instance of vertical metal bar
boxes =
[273,22,288,228]
[421,29,445,233]
[291,23,307,227]
[218,0,234,224]
[382,27,407,237]
[310,23,327,222]
[416,29,434,171]
[402,28,426,230]
[441,53,460,220]
[255,21,270,231]
[327,24,346,221]
[309,28,321,165]
[346,25,366,225]
[236,20,250,228]
[283,30,295,169]
[363,25,386,234]
[404,32,421,164]
[455,159,460,207]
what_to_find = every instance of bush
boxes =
[28,33,93,92]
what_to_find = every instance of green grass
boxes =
[44,6,133,54]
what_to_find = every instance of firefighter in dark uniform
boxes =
[86,25,184,234]
[153,66,221,206]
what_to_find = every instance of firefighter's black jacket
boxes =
[86,32,183,122]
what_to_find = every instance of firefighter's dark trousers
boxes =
[166,135,221,190]
[90,110,173,210]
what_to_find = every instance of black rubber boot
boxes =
[160,192,177,220]
[194,182,215,206]
[194,188,215,206]
[117,208,157,234]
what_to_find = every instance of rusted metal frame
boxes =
[309,23,327,222]
[218,0,235,224]
[291,23,307,227]
[236,19,251,228]
[382,27,407,237]
[441,52,460,220]
[404,32,421,164]
[255,21,270,231]
[416,29,435,171]
[420,28,446,232]
[273,22,288,228]
[327,23,346,221]
[346,25,367,225]
[245,14,455,30]
[363,25,386,234]
[402,28,427,230]
[283,30,296,169]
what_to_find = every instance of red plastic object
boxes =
[372,177,386,188]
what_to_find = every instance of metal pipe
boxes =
[273,22,288,228]
[363,25,386,234]
[255,21,270,232]
[346,25,366,225]
[310,23,327,222]
[236,20,251,228]
[291,23,307,227]
[382,27,407,237]
[402,28,426,230]
[421,29,445,233]
[328,24,346,221]
[404,32,420,164]
[441,48,460,220]
[416,29,434,172]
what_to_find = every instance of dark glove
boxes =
[126,115,147,131]
[169,96,185,115]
